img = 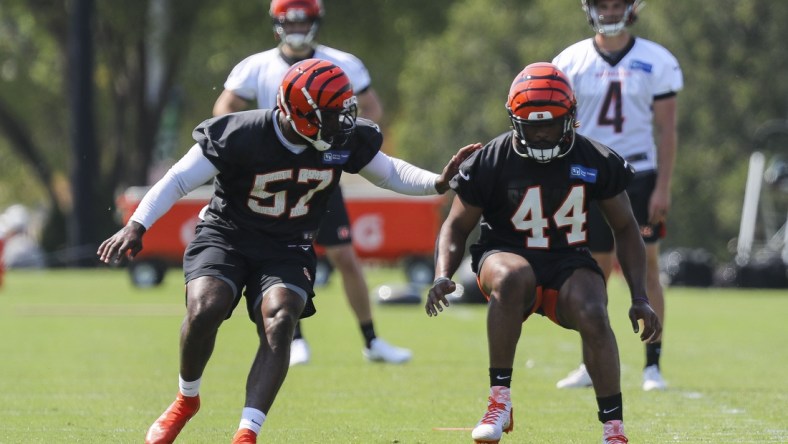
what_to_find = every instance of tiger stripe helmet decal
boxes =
[506,62,578,162]
[278,59,358,151]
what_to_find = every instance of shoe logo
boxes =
[459,168,471,181]
[602,406,620,414]
[495,375,511,380]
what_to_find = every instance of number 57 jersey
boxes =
[451,132,634,252]
[193,109,380,247]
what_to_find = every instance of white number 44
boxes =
[510,185,586,248]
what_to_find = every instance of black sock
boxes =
[293,320,303,340]
[360,321,376,348]
[646,341,662,368]
[489,368,513,388]
[597,392,623,423]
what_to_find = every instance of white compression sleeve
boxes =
[129,144,219,229]
[358,151,439,196]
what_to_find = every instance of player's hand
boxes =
[648,187,671,225]
[628,299,662,343]
[97,221,146,265]
[435,143,482,194]
[425,276,456,317]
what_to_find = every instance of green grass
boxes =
[0,267,786,443]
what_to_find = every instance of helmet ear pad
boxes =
[506,62,577,162]
[277,59,358,151]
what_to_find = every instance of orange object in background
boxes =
[315,178,446,261]
[116,186,211,266]
[115,179,446,287]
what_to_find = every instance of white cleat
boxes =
[471,386,513,443]
[602,420,628,443]
[289,338,310,366]
[363,338,412,364]
[556,363,593,389]
[642,365,667,391]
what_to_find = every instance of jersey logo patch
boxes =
[322,151,351,164]
[569,165,598,183]
[630,60,653,73]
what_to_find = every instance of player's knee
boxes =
[185,296,229,330]
[325,244,358,271]
[573,298,611,334]
[263,307,299,351]
[485,263,535,302]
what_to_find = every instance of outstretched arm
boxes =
[425,195,482,317]
[97,145,218,264]
[358,143,481,195]
[598,192,662,342]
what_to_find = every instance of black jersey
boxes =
[451,131,633,252]
[192,109,381,247]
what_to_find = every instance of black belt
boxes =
[625,152,648,163]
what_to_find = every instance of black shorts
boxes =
[471,245,604,293]
[314,187,352,247]
[183,226,318,321]
[471,245,604,326]
[587,170,665,252]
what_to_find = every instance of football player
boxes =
[212,0,410,369]
[424,62,661,444]
[98,59,481,444]
[553,0,683,393]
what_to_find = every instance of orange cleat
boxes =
[231,428,258,444]
[145,393,200,444]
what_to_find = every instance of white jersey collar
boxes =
[273,109,309,155]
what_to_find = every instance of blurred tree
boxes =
[0,0,209,260]
[2,0,788,264]
[393,0,788,261]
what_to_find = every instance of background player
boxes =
[213,0,410,366]
[552,0,682,391]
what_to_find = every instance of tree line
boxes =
[1,0,787,264]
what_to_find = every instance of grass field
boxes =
[0,267,786,443]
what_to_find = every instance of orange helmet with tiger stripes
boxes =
[278,59,357,151]
[506,62,577,162]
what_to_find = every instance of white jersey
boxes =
[223,45,372,109]
[553,37,683,173]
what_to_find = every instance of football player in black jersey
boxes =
[212,0,410,368]
[424,62,661,444]
[98,59,480,444]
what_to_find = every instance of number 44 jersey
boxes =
[451,132,634,252]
